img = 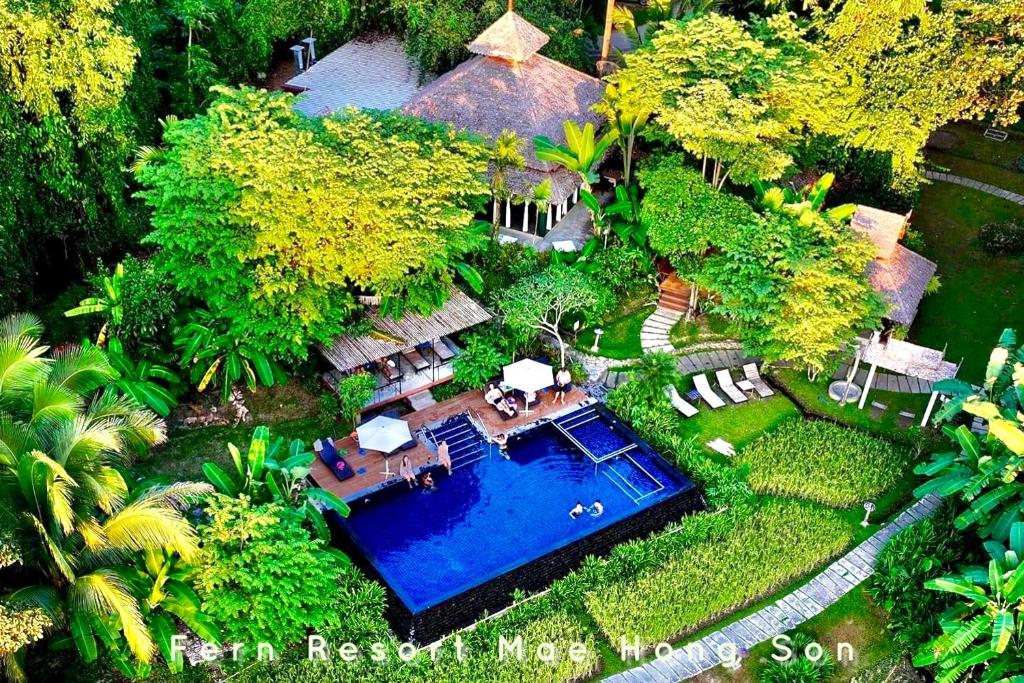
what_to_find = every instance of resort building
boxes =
[401,11,605,245]
[850,205,938,327]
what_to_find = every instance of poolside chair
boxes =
[693,373,726,409]
[402,347,430,371]
[664,385,699,418]
[715,369,748,404]
[314,438,355,481]
[431,339,456,362]
[742,363,775,398]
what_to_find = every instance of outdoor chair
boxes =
[402,347,430,371]
[693,373,726,409]
[742,363,775,398]
[314,438,355,481]
[897,411,917,428]
[664,385,699,418]
[715,369,748,404]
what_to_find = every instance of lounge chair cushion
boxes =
[318,440,355,481]
[693,373,727,409]
[715,369,748,404]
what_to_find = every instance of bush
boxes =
[451,328,512,389]
[979,220,1024,255]
[760,632,837,683]
[584,500,853,649]
[867,507,966,651]
[737,419,910,508]
[588,245,656,298]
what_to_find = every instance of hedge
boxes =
[737,419,910,507]
[584,499,853,650]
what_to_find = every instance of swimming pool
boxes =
[335,403,702,641]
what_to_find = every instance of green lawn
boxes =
[575,306,652,359]
[930,122,1024,171]
[908,183,1024,378]
[674,389,802,454]
[929,150,1024,195]
[670,313,733,349]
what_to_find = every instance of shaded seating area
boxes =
[320,287,491,412]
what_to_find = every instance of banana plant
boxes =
[103,338,180,417]
[931,328,1023,424]
[914,523,1024,681]
[64,262,124,346]
[173,309,284,403]
[753,173,856,223]
[534,121,617,190]
[202,427,351,541]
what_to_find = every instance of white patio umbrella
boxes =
[503,359,554,414]
[357,415,414,479]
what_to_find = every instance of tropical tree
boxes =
[489,129,526,227]
[104,338,180,417]
[534,121,617,191]
[497,265,613,366]
[913,525,1024,681]
[915,330,1024,542]
[173,308,285,403]
[201,427,351,540]
[593,77,650,186]
[631,352,681,400]
[0,313,213,678]
[753,173,857,223]
[64,262,124,346]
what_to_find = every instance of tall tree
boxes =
[135,87,489,362]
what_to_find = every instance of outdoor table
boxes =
[736,379,756,396]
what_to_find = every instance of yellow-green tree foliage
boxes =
[136,87,489,361]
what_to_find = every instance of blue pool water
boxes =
[339,408,692,612]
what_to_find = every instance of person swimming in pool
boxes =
[589,499,604,517]
[569,501,584,519]
[494,432,509,459]
[421,471,435,490]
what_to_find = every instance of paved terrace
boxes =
[309,386,588,502]
[604,494,942,683]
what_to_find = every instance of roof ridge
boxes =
[467,11,549,62]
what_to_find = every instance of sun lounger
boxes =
[664,385,699,418]
[693,373,726,409]
[379,360,400,381]
[314,438,355,481]
[715,369,748,404]
[402,347,430,371]
[706,438,736,457]
[431,339,455,362]
[742,363,775,398]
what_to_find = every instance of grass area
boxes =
[908,183,1024,378]
[575,306,652,359]
[929,150,1024,195]
[929,122,1024,170]
[770,368,934,439]
[670,313,733,348]
[675,390,802,454]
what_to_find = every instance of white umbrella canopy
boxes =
[503,359,554,393]
[356,415,413,453]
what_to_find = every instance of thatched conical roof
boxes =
[468,11,549,62]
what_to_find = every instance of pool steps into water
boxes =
[423,415,489,471]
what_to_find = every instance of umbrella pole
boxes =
[380,454,394,479]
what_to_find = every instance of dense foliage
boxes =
[136,87,489,362]
[195,495,348,652]
[760,631,837,683]
[738,419,910,508]
[585,500,852,649]
[979,220,1024,256]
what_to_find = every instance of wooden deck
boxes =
[309,386,589,502]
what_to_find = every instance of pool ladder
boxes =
[425,414,488,471]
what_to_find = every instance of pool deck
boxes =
[310,386,589,501]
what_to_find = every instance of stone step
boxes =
[407,390,437,410]
[642,322,675,334]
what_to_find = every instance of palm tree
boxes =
[534,121,618,191]
[631,351,682,400]
[489,129,526,228]
[0,314,212,679]
[595,79,650,186]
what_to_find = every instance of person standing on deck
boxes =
[438,440,451,474]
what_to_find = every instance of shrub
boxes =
[320,372,377,428]
[588,245,656,298]
[760,632,837,683]
[867,507,966,651]
[451,328,512,389]
[979,220,1024,255]
[195,496,348,652]
[737,419,910,508]
[584,500,853,649]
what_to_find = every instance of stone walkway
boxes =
[604,494,942,683]
[601,342,749,389]
[640,307,684,353]
[832,362,935,395]
[924,171,1024,205]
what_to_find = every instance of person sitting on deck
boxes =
[400,455,417,489]
[437,441,451,474]
[569,501,585,519]
[589,499,604,517]
[484,383,503,406]
[554,368,573,405]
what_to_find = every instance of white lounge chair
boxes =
[715,369,748,404]
[706,438,736,457]
[742,363,775,398]
[664,385,699,418]
[693,373,726,409]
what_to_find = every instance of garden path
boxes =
[640,307,684,353]
[924,171,1024,205]
[603,494,942,683]
[831,361,936,395]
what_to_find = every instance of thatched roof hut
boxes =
[401,11,605,205]
[851,205,937,327]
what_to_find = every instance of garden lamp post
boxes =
[861,501,876,527]
[592,328,604,353]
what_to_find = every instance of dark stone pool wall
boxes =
[330,482,705,644]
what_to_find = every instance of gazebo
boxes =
[401,9,605,237]
[847,332,960,426]
[850,206,937,327]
